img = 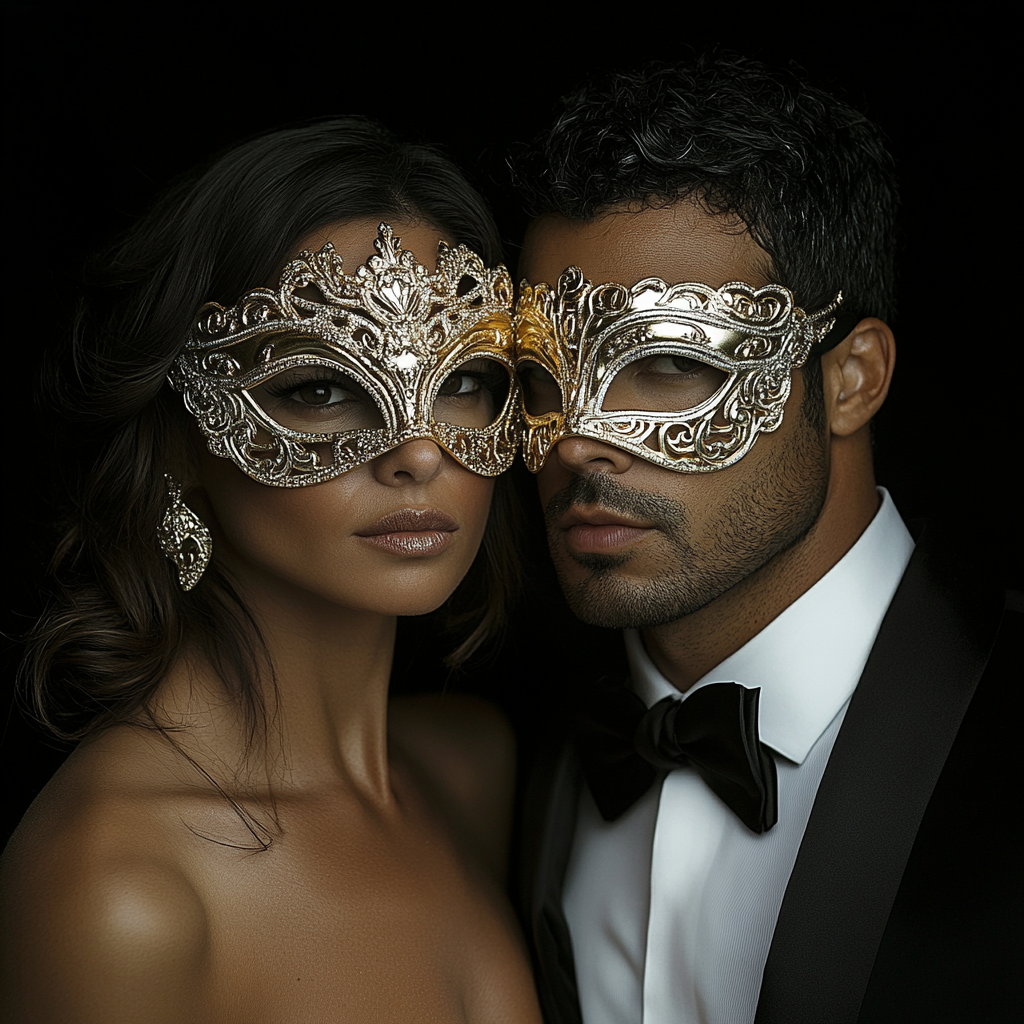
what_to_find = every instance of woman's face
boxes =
[195,218,496,618]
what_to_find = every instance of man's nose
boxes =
[553,434,635,475]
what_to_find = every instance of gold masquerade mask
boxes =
[515,266,841,473]
[170,223,518,486]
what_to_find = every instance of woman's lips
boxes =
[560,508,654,554]
[356,509,458,557]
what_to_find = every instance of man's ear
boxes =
[822,317,896,437]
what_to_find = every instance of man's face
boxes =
[519,202,831,628]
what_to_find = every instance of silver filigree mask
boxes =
[515,266,842,473]
[169,223,518,486]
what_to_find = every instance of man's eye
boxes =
[518,362,563,416]
[602,354,727,414]
[645,355,703,375]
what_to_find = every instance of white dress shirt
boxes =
[563,489,915,1024]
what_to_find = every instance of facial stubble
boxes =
[543,419,830,629]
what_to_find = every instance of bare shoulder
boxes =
[1,728,211,1023]
[389,693,517,880]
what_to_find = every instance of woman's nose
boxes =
[371,437,445,486]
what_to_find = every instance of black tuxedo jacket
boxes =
[521,528,1022,1023]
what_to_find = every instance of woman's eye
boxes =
[438,373,480,397]
[432,360,508,429]
[262,375,355,408]
[252,370,385,431]
[291,382,349,406]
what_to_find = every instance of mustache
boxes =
[544,472,689,531]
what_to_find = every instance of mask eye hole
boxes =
[433,358,511,429]
[602,353,728,414]
[517,360,562,416]
[249,367,385,432]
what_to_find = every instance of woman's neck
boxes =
[152,566,401,803]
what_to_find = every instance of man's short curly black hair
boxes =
[514,54,899,321]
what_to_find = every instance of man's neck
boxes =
[642,469,881,693]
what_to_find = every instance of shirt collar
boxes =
[625,488,914,764]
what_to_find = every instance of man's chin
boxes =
[552,560,705,630]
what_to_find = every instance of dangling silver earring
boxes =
[158,474,212,591]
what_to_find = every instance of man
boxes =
[514,56,1020,1023]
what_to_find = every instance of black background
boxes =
[3,9,1019,846]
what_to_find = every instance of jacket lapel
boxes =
[521,741,585,1024]
[755,529,1004,1023]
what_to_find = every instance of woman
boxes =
[1,119,542,1022]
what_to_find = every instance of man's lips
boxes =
[557,506,655,554]
[356,508,458,556]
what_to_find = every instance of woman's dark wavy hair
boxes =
[514,54,899,323]
[23,116,519,743]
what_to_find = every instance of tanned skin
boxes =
[521,202,896,692]
[1,220,542,1024]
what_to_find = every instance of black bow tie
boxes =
[574,679,778,834]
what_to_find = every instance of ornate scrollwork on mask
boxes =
[170,223,518,486]
[515,266,840,473]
